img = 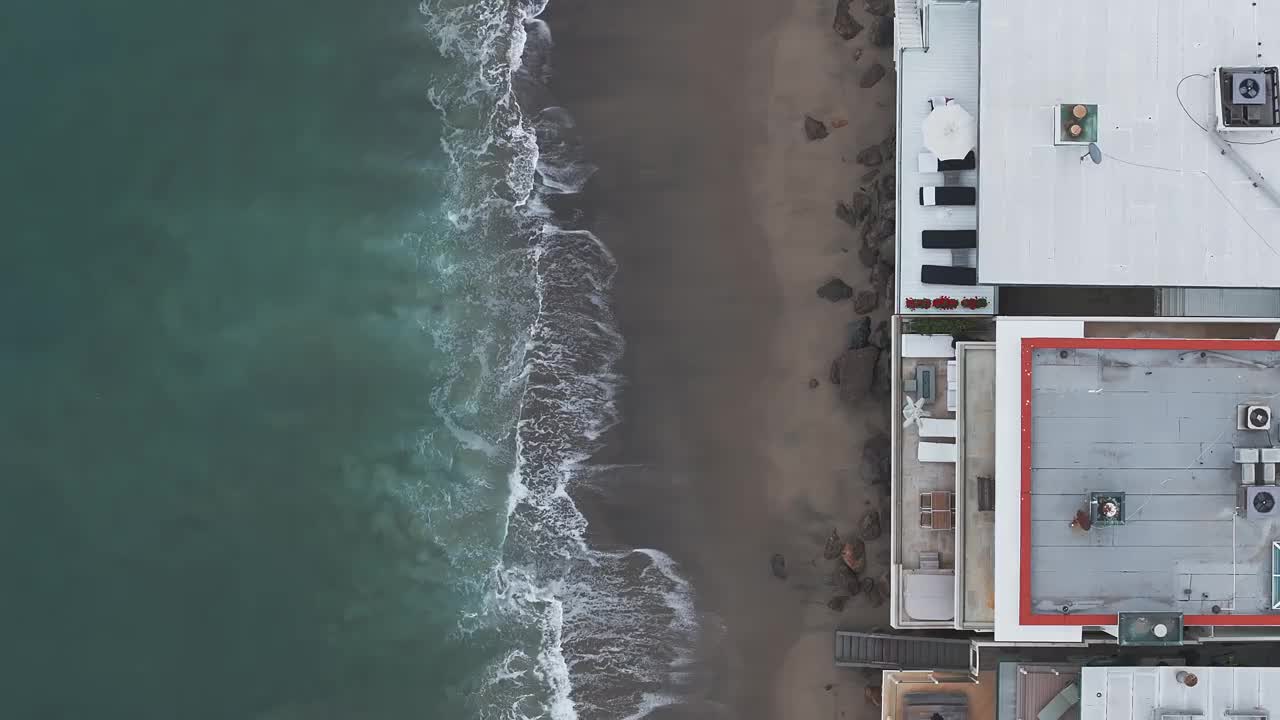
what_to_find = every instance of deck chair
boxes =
[921,230,977,249]
[918,417,957,438]
[919,187,976,206]
[921,265,977,285]
[918,441,958,463]
[917,151,976,173]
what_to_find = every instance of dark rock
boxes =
[860,510,882,541]
[877,235,894,267]
[804,114,829,141]
[841,539,866,574]
[860,168,879,183]
[873,346,892,397]
[870,16,893,47]
[808,377,820,390]
[870,320,890,350]
[832,347,880,403]
[864,578,884,607]
[881,271,895,309]
[853,289,879,315]
[827,595,849,612]
[860,63,886,88]
[872,260,894,296]
[862,432,891,487]
[836,201,865,230]
[823,529,843,559]
[865,687,883,707]
[879,134,896,162]
[849,316,872,349]
[825,684,834,692]
[817,277,853,302]
[856,144,884,166]
[770,553,787,579]
[862,217,894,252]
[865,0,893,15]
[846,573,863,596]
[852,47,864,62]
[858,244,879,269]
[848,191,873,223]
[830,358,843,385]
[833,0,864,40]
[878,171,895,199]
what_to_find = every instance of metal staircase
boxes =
[894,0,926,63]
[834,631,971,670]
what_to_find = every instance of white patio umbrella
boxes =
[922,103,976,160]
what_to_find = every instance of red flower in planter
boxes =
[960,296,989,310]
[931,296,959,309]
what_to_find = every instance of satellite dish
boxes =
[1086,142,1102,164]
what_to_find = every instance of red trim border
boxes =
[1019,336,1280,628]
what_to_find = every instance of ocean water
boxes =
[0,1,695,719]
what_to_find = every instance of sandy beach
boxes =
[545,0,898,716]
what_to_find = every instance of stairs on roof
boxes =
[895,0,926,62]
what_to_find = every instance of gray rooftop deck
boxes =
[1028,346,1280,617]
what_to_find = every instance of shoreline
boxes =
[543,0,898,716]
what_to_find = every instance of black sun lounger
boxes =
[921,230,977,249]
[921,265,977,285]
[917,151,977,173]
[919,187,976,206]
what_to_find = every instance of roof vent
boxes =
[1248,405,1273,431]
[1247,486,1278,518]
[1215,66,1280,131]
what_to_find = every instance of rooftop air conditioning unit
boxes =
[1248,405,1273,431]
[1215,66,1280,131]
[1247,486,1278,519]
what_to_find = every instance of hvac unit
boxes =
[1247,486,1278,519]
[1214,66,1280,131]
[1248,405,1273,431]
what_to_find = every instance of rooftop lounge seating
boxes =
[921,229,977,249]
[919,187,976,206]
[921,264,977,285]
[918,151,976,173]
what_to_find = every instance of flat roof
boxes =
[1081,666,1280,720]
[1022,338,1280,626]
[978,0,1280,288]
[895,1,995,314]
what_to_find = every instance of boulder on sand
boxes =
[860,510,882,541]
[858,243,879,269]
[836,192,873,229]
[770,553,787,579]
[848,315,872,349]
[830,347,879,402]
[856,144,884,167]
[865,0,893,15]
[824,529,843,559]
[804,114,829,140]
[832,0,864,39]
[817,277,853,302]
[870,319,890,350]
[853,289,879,315]
[862,432,891,487]
[841,539,866,574]
[827,595,849,612]
[860,63,886,89]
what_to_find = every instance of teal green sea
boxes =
[0,0,698,717]
[0,1,532,717]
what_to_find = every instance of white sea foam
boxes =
[418,0,701,717]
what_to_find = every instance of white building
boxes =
[887,0,1280,648]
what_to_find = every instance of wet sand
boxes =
[544,0,898,716]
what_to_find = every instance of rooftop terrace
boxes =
[978,0,1280,288]
[1024,340,1280,625]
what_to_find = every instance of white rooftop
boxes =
[979,0,1280,288]
[894,1,996,314]
[1082,666,1280,720]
